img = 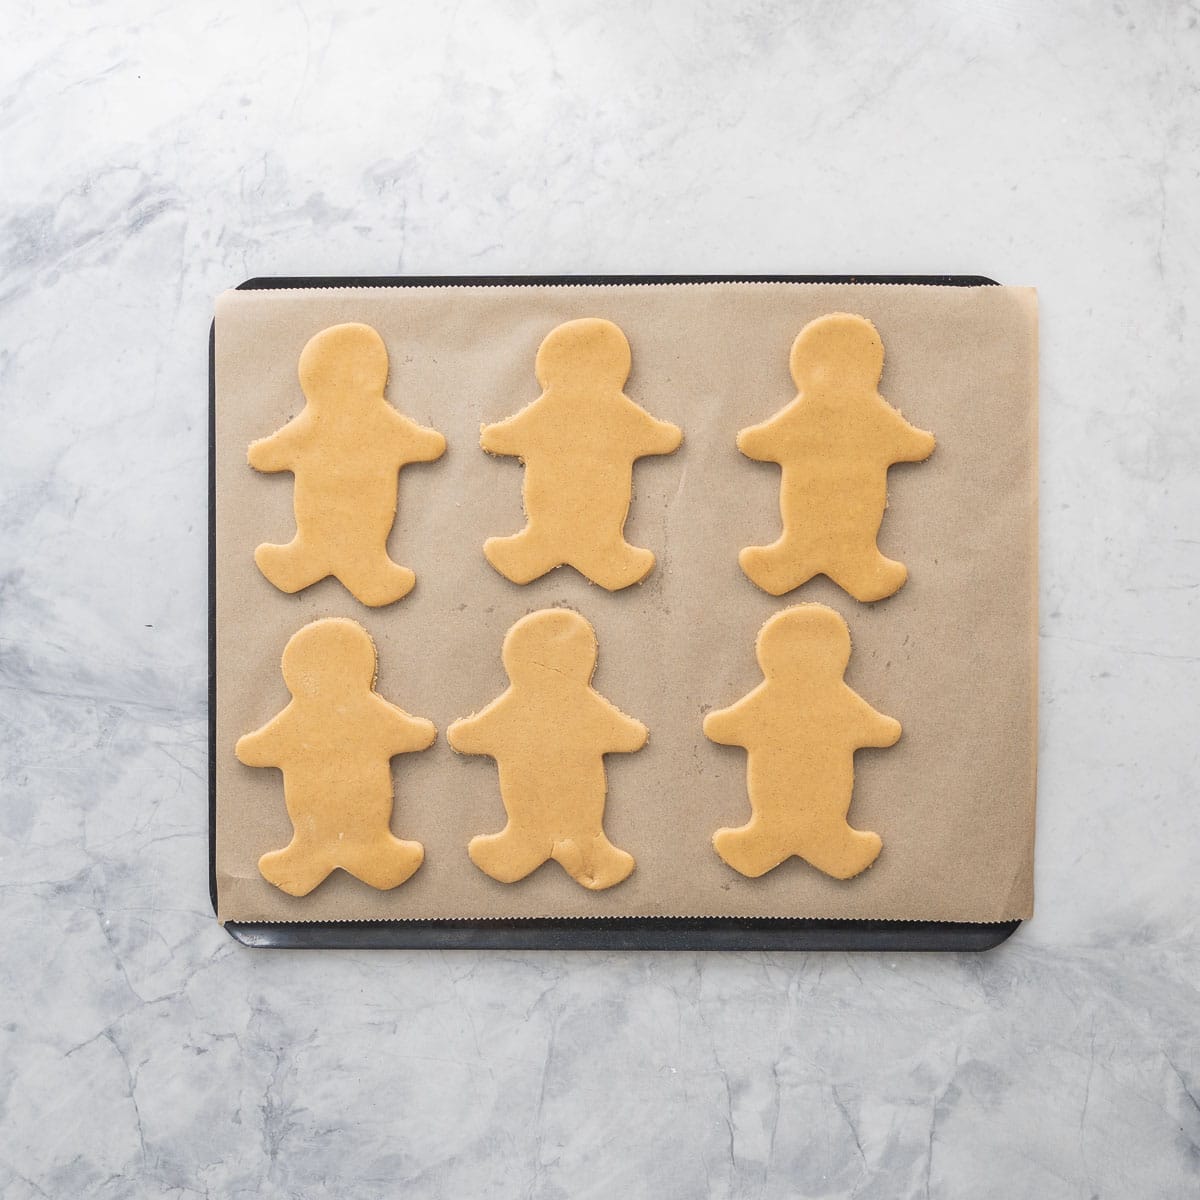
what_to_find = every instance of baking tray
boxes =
[210,273,1019,952]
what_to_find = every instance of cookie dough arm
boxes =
[377,698,438,755]
[247,415,311,473]
[849,692,902,748]
[623,400,683,458]
[390,410,447,463]
[235,710,293,767]
[446,696,510,757]
[884,407,936,463]
[702,692,760,747]
[736,409,791,463]
[594,696,649,754]
[480,405,538,458]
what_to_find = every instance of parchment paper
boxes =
[214,282,1037,924]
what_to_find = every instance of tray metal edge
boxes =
[222,917,1020,952]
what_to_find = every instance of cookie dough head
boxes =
[535,318,632,395]
[756,604,852,683]
[298,322,389,409]
[501,608,597,685]
[789,313,884,396]
[281,617,377,699]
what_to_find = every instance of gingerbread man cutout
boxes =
[738,313,935,602]
[481,318,683,590]
[235,618,435,896]
[448,609,646,890]
[704,604,900,880]
[249,323,446,607]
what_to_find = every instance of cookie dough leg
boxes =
[468,825,551,883]
[339,835,424,890]
[255,539,330,595]
[738,540,818,597]
[712,823,791,878]
[572,539,656,591]
[825,546,908,603]
[553,833,635,890]
[483,529,561,585]
[258,840,336,897]
[336,554,417,607]
[798,823,882,880]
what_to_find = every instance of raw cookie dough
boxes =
[738,312,935,602]
[235,617,436,895]
[248,322,446,607]
[703,604,901,880]
[481,318,682,590]
[447,608,647,890]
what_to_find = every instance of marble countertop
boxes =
[3,2,1197,1196]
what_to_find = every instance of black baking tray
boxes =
[210,273,1018,952]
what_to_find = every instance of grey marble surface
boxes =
[2,1,1197,1196]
